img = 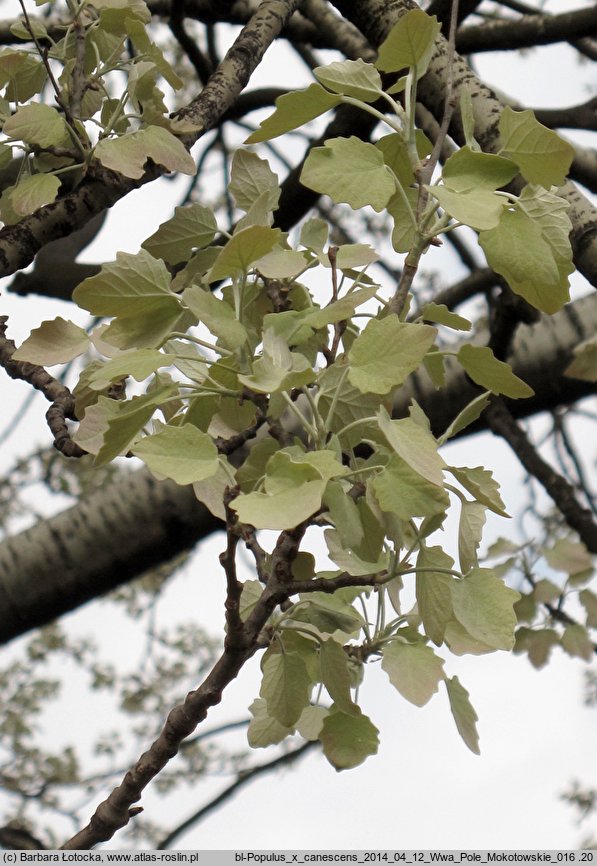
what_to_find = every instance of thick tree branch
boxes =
[456,6,597,54]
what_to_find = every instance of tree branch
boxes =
[455,6,597,54]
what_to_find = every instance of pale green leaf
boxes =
[565,336,597,383]
[382,639,444,707]
[376,9,440,77]
[295,592,364,636]
[479,207,571,314]
[245,83,341,143]
[183,285,248,350]
[320,638,358,715]
[514,627,560,669]
[260,651,312,727]
[439,392,490,444]
[499,106,575,187]
[323,481,364,549]
[231,481,325,530]
[229,149,280,213]
[325,527,388,577]
[544,538,592,576]
[387,187,418,253]
[579,590,597,629]
[100,305,182,350]
[141,203,217,264]
[88,349,174,390]
[375,130,432,189]
[420,302,471,332]
[0,50,47,101]
[254,248,312,280]
[416,546,455,646]
[444,676,480,755]
[296,705,329,741]
[444,619,496,656]
[131,424,218,485]
[314,58,382,102]
[442,146,518,193]
[94,125,195,179]
[451,568,520,650]
[448,465,508,517]
[9,173,59,216]
[192,458,231,521]
[377,406,445,486]
[532,578,561,603]
[371,455,449,520]
[458,501,487,574]
[319,709,379,770]
[73,249,176,317]
[460,85,480,151]
[348,318,436,394]
[301,136,396,213]
[247,698,293,748]
[429,185,504,231]
[3,102,68,147]
[561,624,594,662]
[458,344,533,399]
[209,225,282,282]
[13,317,89,365]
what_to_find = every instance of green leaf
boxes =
[382,639,445,707]
[420,302,471,332]
[325,527,388,577]
[348,318,436,394]
[94,125,195,179]
[301,137,396,213]
[255,248,312,280]
[13,317,89,365]
[232,481,325,530]
[458,344,533,399]
[319,709,379,770]
[438,392,490,444]
[371,455,449,520]
[377,407,445,486]
[518,184,574,291]
[429,185,504,231]
[514,627,560,669]
[564,335,597,383]
[192,458,231,520]
[9,173,60,216]
[238,329,315,394]
[4,102,68,148]
[387,187,418,253]
[458,501,487,574]
[295,592,364,636]
[320,639,358,715]
[314,58,382,102]
[451,568,520,651]
[245,83,341,143]
[416,546,455,646]
[87,349,174,390]
[499,106,575,187]
[247,698,293,747]
[229,149,280,213]
[376,9,440,76]
[100,305,183,350]
[479,207,571,314]
[296,705,329,741]
[141,203,217,264]
[448,464,508,517]
[131,424,218,484]
[183,285,248,351]
[0,50,47,102]
[317,363,383,447]
[444,676,480,755]
[209,225,282,282]
[73,249,176,317]
[544,538,592,576]
[375,130,432,189]
[579,590,597,629]
[460,85,480,152]
[260,651,312,727]
[442,146,518,193]
[561,624,594,662]
[323,481,364,549]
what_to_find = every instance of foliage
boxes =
[0,0,595,850]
